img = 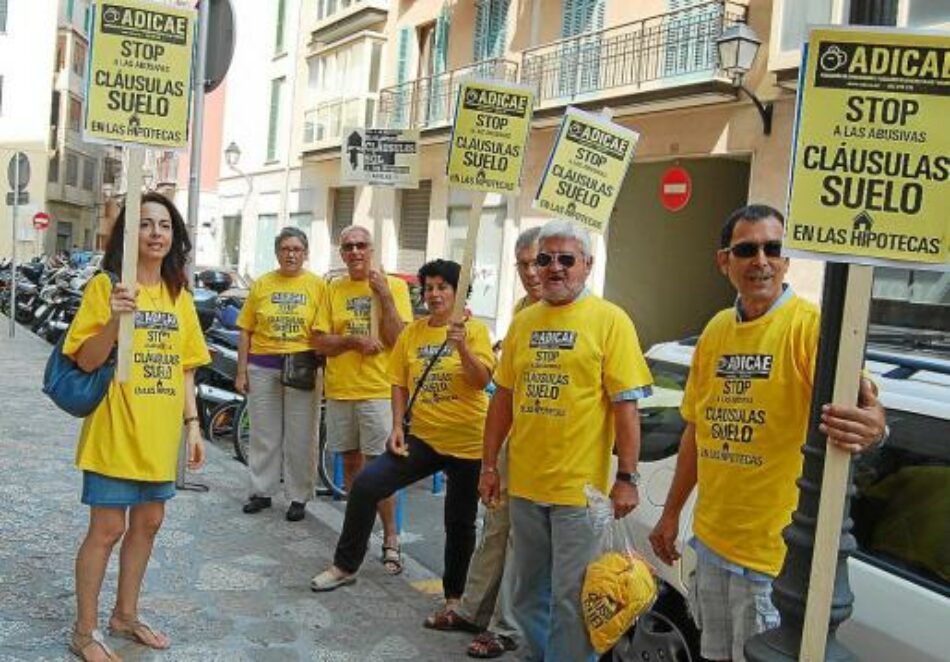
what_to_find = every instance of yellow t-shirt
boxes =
[236,270,326,354]
[496,295,653,506]
[682,294,820,576]
[317,275,414,400]
[64,273,211,482]
[388,318,495,459]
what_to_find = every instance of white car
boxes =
[606,331,950,662]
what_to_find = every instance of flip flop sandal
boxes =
[467,632,518,659]
[69,628,119,661]
[108,617,170,650]
[423,609,480,632]
[381,545,403,576]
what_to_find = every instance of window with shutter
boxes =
[397,181,431,274]
[664,0,721,77]
[558,0,605,96]
[266,77,285,161]
[394,28,411,126]
[0,0,8,32]
[255,215,278,275]
[330,188,355,269]
[275,0,287,53]
[474,0,509,63]
[428,8,451,123]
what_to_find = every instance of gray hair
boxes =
[537,219,592,258]
[274,226,309,252]
[514,226,541,254]
[339,224,373,245]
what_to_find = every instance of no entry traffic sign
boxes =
[32,211,50,231]
[659,166,691,212]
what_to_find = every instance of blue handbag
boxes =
[41,273,118,418]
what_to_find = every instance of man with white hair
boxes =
[480,219,653,662]
[313,225,413,573]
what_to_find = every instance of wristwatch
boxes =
[615,470,640,486]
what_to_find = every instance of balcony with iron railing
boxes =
[377,58,519,131]
[521,0,747,111]
[303,94,379,149]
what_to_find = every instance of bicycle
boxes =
[231,387,346,500]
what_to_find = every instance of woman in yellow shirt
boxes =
[310,260,495,619]
[64,192,210,660]
[235,227,326,522]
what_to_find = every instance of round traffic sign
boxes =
[7,152,30,190]
[32,211,50,231]
[659,166,692,212]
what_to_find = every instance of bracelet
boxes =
[480,466,498,475]
[183,416,199,427]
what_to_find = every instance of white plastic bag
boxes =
[581,485,658,654]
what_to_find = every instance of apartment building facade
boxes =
[222,0,947,342]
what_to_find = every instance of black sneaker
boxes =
[286,501,306,522]
[242,496,272,514]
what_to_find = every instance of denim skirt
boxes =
[81,471,175,507]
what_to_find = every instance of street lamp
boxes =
[223,141,252,269]
[716,23,773,135]
[224,141,241,168]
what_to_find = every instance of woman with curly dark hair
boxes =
[64,191,210,660]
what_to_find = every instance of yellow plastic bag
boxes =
[582,551,657,654]
[581,485,658,654]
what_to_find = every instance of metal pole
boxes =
[9,156,19,338]
[178,0,211,493]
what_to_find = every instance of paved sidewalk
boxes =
[0,323,475,661]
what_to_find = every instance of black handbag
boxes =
[280,350,320,390]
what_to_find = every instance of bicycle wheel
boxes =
[317,410,347,499]
[232,400,251,465]
[207,399,241,446]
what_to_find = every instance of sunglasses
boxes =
[341,241,369,252]
[722,240,783,259]
[536,252,580,268]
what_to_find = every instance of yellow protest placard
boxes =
[786,28,949,268]
[84,0,196,150]
[446,80,534,195]
[533,108,639,234]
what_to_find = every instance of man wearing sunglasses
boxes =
[649,204,887,662]
[480,219,653,662]
[313,225,414,574]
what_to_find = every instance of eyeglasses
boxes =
[536,252,578,268]
[341,241,369,252]
[515,259,537,271]
[721,240,783,259]
[279,246,305,254]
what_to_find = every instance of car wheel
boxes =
[602,587,700,662]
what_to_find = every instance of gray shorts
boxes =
[687,556,780,662]
[325,399,392,456]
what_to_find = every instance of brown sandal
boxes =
[467,631,518,658]
[423,609,480,632]
[108,616,170,650]
[69,628,120,661]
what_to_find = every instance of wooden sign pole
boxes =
[451,191,486,323]
[369,189,383,339]
[800,264,873,661]
[116,148,145,383]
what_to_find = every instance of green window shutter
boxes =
[561,0,577,38]
[488,0,509,59]
[266,78,284,161]
[434,7,449,75]
[474,0,488,61]
[66,0,75,23]
[397,27,410,84]
[275,0,287,52]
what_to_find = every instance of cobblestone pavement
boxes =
[0,323,476,661]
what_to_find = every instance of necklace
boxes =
[141,280,164,311]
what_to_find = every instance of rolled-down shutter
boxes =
[397,180,431,274]
[330,187,355,269]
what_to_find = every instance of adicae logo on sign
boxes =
[32,211,50,231]
[659,166,692,212]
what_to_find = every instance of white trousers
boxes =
[247,364,318,503]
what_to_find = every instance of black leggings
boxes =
[333,434,481,599]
